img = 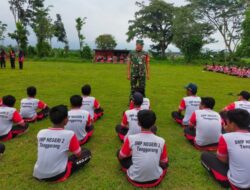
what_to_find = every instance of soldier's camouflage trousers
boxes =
[130,74,146,99]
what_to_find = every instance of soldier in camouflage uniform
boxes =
[127,40,150,100]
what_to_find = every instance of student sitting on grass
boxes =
[184,97,222,150]
[65,95,94,145]
[0,95,29,141]
[20,86,50,122]
[222,91,250,113]
[117,110,168,188]
[201,109,250,190]
[116,92,156,142]
[0,143,5,155]
[33,105,91,183]
[81,84,104,122]
[129,87,150,110]
[172,83,201,127]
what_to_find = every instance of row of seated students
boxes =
[0,85,104,182]
[172,83,250,190]
[204,64,250,78]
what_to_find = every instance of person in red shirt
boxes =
[117,110,168,188]
[0,95,29,141]
[201,109,250,189]
[9,49,16,69]
[33,105,91,182]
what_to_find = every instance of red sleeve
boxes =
[224,103,235,111]
[189,112,197,127]
[179,99,186,110]
[217,136,228,157]
[87,114,91,126]
[38,100,46,109]
[122,113,128,126]
[69,134,81,154]
[120,138,131,157]
[12,111,23,123]
[94,99,100,109]
[160,144,168,163]
[129,101,134,110]
[0,99,2,106]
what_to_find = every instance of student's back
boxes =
[194,109,222,146]
[124,132,166,182]
[0,106,19,136]
[20,98,42,118]
[33,128,77,179]
[81,96,98,119]
[65,109,90,141]
[123,108,142,137]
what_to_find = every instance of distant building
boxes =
[94,49,130,63]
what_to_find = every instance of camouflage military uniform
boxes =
[129,50,149,98]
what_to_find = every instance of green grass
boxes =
[0,60,249,190]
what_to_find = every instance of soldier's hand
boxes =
[147,75,150,80]
[127,75,130,80]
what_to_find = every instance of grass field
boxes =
[0,60,249,190]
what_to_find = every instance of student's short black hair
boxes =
[81,84,91,96]
[2,95,16,107]
[226,109,250,129]
[70,95,83,107]
[27,86,37,97]
[201,97,215,109]
[49,105,68,125]
[138,110,156,129]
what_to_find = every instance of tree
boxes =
[237,8,250,57]
[54,14,68,48]
[173,6,214,62]
[188,0,247,57]
[127,0,174,58]
[75,17,86,54]
[82,45,92,60]
[30,2,53,57]
[8,22,28,52]
[0,21,7,44]
[95,34,117,50]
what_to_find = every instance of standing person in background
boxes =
[18,50,24,70]
[127,40,150,101]
[0,49,6,69]
[9,49,16,69]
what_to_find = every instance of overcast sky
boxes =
[0,0,225,51]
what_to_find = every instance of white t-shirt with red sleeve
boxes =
[33,128,81,179]
[217,132,250,189]
[224,101,250,113]
[129,98,150,110]
[81,96,100,120]
[122,108,142,138]
[20,98,47,119]
[0,106,24,136]
[179,96,201,125]
[65,109,91,141]
[189,109,222,146]
[120,132,168,182]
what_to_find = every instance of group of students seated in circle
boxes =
[0,82,250,189]
[0,84,104,182]
[172,83,250,190]
[204,64,250,78]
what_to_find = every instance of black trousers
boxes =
[41,148,91,182]
[0,143,5,154]
[0,60,6,68]
[10,59,15,69]
[201,152,230,188]
[19,61,23,69]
